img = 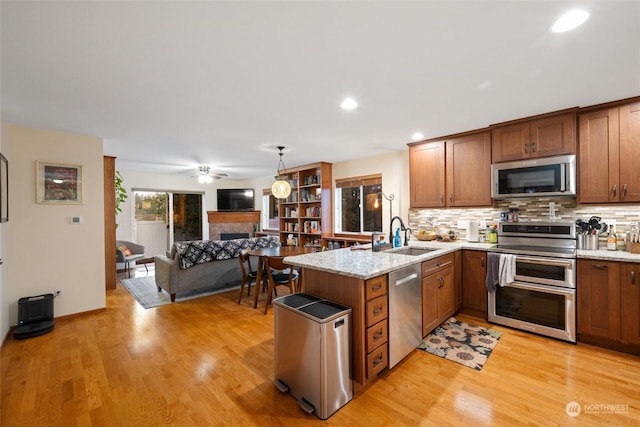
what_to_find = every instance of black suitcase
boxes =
[13,293,55,339]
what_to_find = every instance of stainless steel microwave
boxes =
[491,154,576,199]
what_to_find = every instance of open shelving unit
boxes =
[278,162,332,248]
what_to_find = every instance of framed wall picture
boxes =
[0,153,7,222]
[36,161,84,204]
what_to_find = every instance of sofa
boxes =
[154,235,280,302]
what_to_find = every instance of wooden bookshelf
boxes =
[278,162,332,248]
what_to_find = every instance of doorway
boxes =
[133,191,204,256]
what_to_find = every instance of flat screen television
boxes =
[217,188,255,212]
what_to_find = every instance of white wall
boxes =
[5,124,106,324]
[331,150,409,238]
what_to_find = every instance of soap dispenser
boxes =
[393,228,401,248]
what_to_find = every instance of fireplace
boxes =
[208,211,261,241]
[221,233,250,241]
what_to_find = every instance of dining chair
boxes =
[264,256,299,314]
[237,249,267,304]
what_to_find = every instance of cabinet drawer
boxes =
[366,320,388,352]
[367,343,388,378]
[366,295,388,327]
[422,253,454,276]
[365,276,387,300]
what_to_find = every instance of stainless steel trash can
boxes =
[274,293,352,419]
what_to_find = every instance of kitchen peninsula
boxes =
[285,240,640,393]
[284,241,490,392]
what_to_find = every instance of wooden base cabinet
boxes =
[461,250,487,319]
[621,263,640,345]
[578,260,640,354]
[302,269,388,391]
[422,254,455,336]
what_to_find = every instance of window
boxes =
[335,174,383,233]
[261,189,279,231]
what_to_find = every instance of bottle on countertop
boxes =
[393,228,401,248]
[607,225,617,251]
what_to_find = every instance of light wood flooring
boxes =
[2,269,639,426]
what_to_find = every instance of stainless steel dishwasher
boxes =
[388,263,422,368]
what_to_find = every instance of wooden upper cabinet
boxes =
[491,110,576,163]
[409,130,491,208]
[409,141,445,208]
[618,101,640,202]
[579,99,640,204]
[445,131,491,207]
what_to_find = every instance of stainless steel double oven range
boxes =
[488,222,577,343]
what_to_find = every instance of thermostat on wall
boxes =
[70,216,83,224]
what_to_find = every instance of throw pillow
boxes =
[118,245,132,256]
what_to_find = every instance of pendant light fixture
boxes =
[271,146,291,199]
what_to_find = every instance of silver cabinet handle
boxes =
[449,194,453,203]
[612,184,617,197]
[524,144,529,154]
[531,142,536,152]
[623,184,628,197]
[591,264,608,270]
[632,271,636,285]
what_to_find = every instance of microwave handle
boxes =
[560,163,566,192]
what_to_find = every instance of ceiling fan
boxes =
[190,166,228,183]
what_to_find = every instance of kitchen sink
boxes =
[388,247,437,256]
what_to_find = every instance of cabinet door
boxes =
[491,122,530,163]
[578,108,620,204]
[445,131,492,207]
[529,112,576,158]
[618,101,640,202]
[577,260,620,340]
[492,112,576,163]
[409,141,445,208]
[422,273,439,337]
[437,266,455,321]
[621,263,639,345]
[461,250,487,319]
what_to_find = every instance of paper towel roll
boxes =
[467,221,479,242]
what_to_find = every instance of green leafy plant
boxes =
[115,170,128,217]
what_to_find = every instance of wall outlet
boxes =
[457,220,468,230]
[480,220,487,229]
[54,290,63,298]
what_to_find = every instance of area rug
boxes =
[120,276,240,309]
[417,317,502,371]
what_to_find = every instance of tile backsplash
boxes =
[409,197,640,240]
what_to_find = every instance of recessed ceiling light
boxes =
[551,9,589,33]
[340,97,358,110]
[411,132,424,141]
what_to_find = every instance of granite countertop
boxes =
[577,248,640,263]
[284,240,493,280]
[284,239,640,280]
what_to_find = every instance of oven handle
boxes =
[514,256,575,269]
[504,281,576,296]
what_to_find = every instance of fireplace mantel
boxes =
[207,211,261,224]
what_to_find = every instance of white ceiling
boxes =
[2,1,639,180]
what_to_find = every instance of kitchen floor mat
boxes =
[417,317,503,371]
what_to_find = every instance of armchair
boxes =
[116,240,147,278]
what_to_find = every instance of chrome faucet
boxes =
[389,216,406,246]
